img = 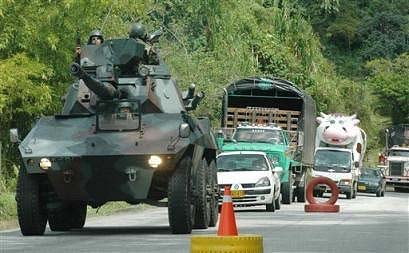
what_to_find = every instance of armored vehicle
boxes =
[11,26,219,235]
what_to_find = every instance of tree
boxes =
[366,53,409,124]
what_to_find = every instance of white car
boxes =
[217,151,282,212]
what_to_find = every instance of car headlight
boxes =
[339,179,351,186]
[148,155,162,168]
[255,177,270,187]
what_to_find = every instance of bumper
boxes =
[218,187,274,206]
[357,184,379,193]
[386,177,409,188]
[314,184,352,194]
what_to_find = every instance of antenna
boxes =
[100,4,114,32]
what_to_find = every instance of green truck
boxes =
[216,77,316,204]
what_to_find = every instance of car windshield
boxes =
[232,128,284,144]
[388,149,409,157]
[361,169,379,178]
[217,154,269,172]
[314,150,351,172]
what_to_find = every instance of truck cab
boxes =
[312,147,358,199]
[384,146,409,191]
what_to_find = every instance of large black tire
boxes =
[193,158,211,229]
[70,203,87,229]
[376,189,381,197]
[168,156,194,234]
[16,168,47,236]
[346,189,352,199]
[274,193,281,210]
[266,199,275,212]
[281,172,293,204]
[381,189,385,197]
[352,183,357,199]
[297,184,306,203]
[208,160,219,227]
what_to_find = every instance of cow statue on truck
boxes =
[312,113,367,199]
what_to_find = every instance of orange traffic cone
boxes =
[217,186,238,236]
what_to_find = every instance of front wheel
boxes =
[193,158,210,229]
[48,202,87,231]
[274,193,281,210]
[281,172,293,204]
[168,156,194,234]
[16,168,47,236]
[208,160,219,227]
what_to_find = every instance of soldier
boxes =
[88,29,104,45]
[128,22,159,65]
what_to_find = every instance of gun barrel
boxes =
[70,63,119,99]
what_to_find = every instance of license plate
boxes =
[358,185,366,191]
[231,190,245,198]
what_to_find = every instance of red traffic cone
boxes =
[217,186,238,236]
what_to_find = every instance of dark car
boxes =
[358,168,386,197]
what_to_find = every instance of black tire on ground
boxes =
[49,202,87,231]
[168,156,194,234]
[208,160,219,227]
[281,172,293,204]
[266,197,275,212]
[352,184,357,199]
[376,189,381,197]
[381,189,385,197]
[16,168,47,236]
[297,185,306,203]
[346,190,352,199]
[193,158,210,229]
[69,202,87,229]
[274,194,281,210]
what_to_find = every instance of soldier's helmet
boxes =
[88,29,104,44]
[129,23,146,40]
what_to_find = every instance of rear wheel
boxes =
[381,189,385,197]
[193,158,210,229]
[48,202,87,231]
[352,183,357,199]
[376,189,381,197]
[16,168,47,236]
[168,156,194,234]
[281,172,293,204]
[346,190,352,199]
[208,160,219,227]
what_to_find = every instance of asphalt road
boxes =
[1,191,408,253]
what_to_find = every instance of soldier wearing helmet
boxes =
[129,22,147,41]
[88,29,104,45]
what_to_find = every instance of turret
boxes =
[70,63,120,99]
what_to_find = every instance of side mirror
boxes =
[272,166,283,173]
[354,162,360,168]
[10,128,20,143]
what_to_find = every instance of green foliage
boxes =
[366,54,409,124]
[0,192,16,221]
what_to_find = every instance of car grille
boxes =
[390,162,403,176]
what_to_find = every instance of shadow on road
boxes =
[43,226,172,236]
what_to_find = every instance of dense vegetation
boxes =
[0,0,407,198]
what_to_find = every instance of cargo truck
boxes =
[216,77,316,204]
[382,124,409,191]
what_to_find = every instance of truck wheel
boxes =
[274,193,281,210]
[49,202,87,231]
[208,160,219,227]
[376,189,381,197]
[48,208,71,231]
[70,202,87,229]
[297,185,306,202]
[16,168,47,236]
[193,158,210,229]
[281,173,293,204]
[168,156,194,234]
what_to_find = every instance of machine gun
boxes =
[70,63,120,99]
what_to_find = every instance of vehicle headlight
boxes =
[148,155,162,168]
[255,177,270,187]
[339,179,351,185]
[39,158,51,170]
